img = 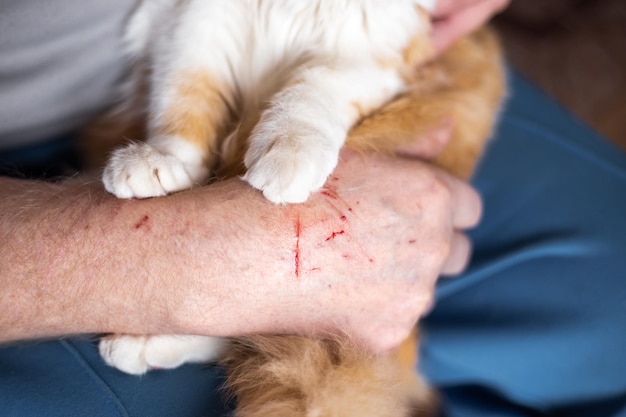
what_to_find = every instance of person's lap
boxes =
[0,338,230,417]
[421,73,626,417]
[1,72,625,416]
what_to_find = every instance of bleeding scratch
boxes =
[295,214,302,279]
[134,215,150,230]
[320,190,338,200]
[325,230,345,242]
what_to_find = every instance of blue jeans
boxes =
[2,72,625,417]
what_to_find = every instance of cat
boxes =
[85,0,506,415]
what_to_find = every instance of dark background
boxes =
[494,0,626,150]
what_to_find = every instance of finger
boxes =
[434,0,483,18]
[441,232,472,276]
[440,173,483,229]
[395,118,453,160]
[432,0,509,53]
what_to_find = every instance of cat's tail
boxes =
[221,334,436,417]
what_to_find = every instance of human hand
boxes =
[431,0,510,53]
[272,136,482,352]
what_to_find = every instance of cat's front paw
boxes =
[99,335,225,375]
[102,142,206,199]
[243,135,339,204]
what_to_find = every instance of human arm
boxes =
[0,142,480,352]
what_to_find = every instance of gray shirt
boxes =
[0,0,135,149]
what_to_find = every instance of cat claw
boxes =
[102,142,201,199]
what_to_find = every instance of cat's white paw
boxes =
[102,142,207,199]
[99,335,225,375]
[243,134,339,204]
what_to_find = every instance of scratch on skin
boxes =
[320,190,338,200]
[295,213,302,279]
[325,230,345,241]
[134,215,150,230]
[319,188,353,220]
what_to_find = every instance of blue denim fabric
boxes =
[1,72,625,416]
[0,338,230,417]
[421,73,626,417]
[0,134,82,179]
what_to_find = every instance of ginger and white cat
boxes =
[91,0,505,415]
[100,0,436,375]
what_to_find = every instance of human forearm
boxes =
[0,176,296,342]
[0,145,481,351]
[0,177,117,341]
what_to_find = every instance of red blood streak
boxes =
[134,215,150,230]
[409,239,417,244]
[294,215,302,278]
[320,190,338,199]
[325,230,345,242]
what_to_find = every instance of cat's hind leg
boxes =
[99,334,225,375]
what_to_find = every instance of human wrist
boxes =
[154,178,305,337]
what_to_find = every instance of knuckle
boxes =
[425,174,452,208]
[442,233,472,276]
[420,235,452,271]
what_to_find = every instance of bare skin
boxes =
[0,142,480,352]
[432,0,510,53]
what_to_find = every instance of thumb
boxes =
[395,118,453,160]
[431,0,509,54]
